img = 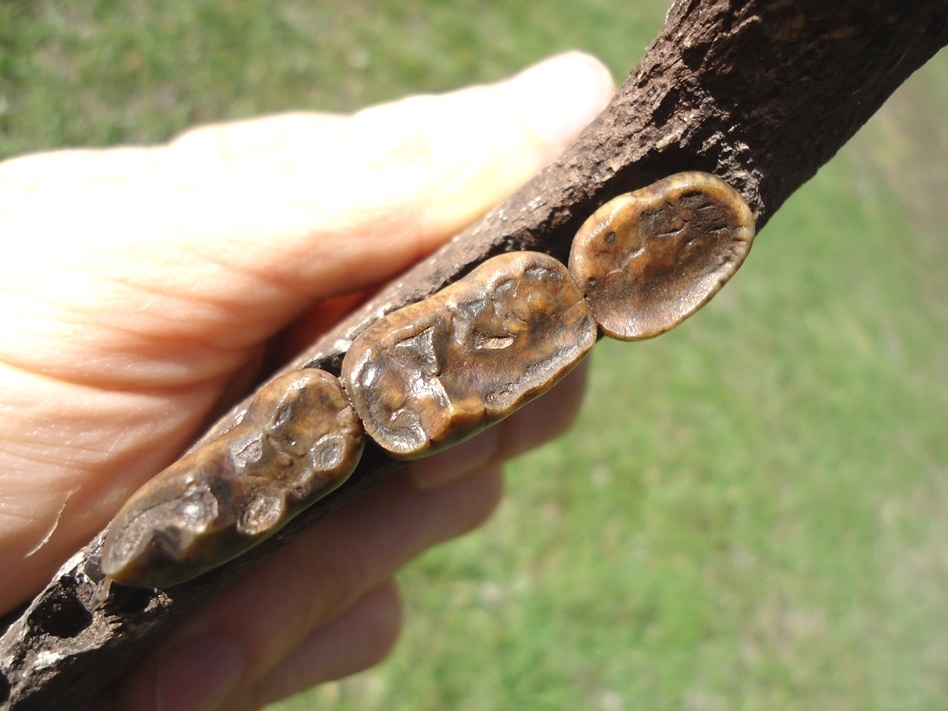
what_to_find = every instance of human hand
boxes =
[0,52,614,709]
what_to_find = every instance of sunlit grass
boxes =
[2,2,945,709]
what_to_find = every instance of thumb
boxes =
[0,52,615,386]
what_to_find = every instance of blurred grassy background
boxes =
[2,2,946,710]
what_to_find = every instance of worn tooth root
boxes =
[102,172,755,588]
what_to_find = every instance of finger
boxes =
[246,581,402,709]
[163,51,615,300]
[410,357,590,489]
[110,465,504,711]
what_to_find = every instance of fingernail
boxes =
[497,52,616,146]
[155,636,244,711]
[410,427,500,490]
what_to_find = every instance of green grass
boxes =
[3,2,946,709]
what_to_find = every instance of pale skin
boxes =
[0,53,615,709]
